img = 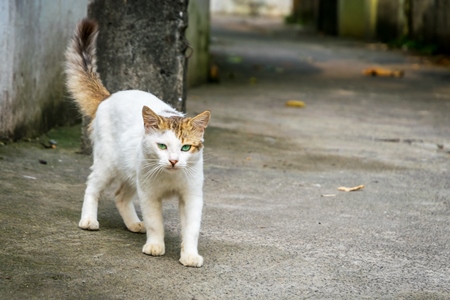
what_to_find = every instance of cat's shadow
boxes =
[97,206,182,260]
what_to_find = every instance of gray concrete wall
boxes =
[0,2,14,140]
[0,0,206,142]
[88,0,189,113]
[411,0,450,53]
[0,0,88,141]
[376,0,450,52]
[186,0,210,87]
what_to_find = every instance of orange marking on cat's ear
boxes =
[190,111,211,132]
[142,106,163,131]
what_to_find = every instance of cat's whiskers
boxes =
[201,155,215,162]
[182,164,203,182]
[181,166,193,179]
[202,149,218,160]
[197,153,218,188]
[202,174,216,188]
[141,160,166,184]
[143,168,161,184]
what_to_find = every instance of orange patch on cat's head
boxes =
[142,106,210,151]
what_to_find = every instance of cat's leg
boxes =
[179,193,204,267]
[79,164,113,230]
[115,183,146,233]
[139,191,165,256]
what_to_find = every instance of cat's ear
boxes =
[190,111,211,132]
[142,106,163,132]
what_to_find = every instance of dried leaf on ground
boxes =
[338,185,365,192]
[285,100,305,108]
[321,194,336,197]
[363,68,404,77]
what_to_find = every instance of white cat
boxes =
[64,19,210,267]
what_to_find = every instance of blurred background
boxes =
[1,0,449,142]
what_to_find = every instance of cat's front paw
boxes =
[79,218,99,230]
[179,253,203,267]
[127,222,146,233]
[142,243,165,256]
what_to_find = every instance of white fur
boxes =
[79,90,205,267]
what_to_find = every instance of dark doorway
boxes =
[318,0,338,35]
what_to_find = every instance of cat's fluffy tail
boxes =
[65,18,110,118]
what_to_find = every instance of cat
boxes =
[64,18,210,267]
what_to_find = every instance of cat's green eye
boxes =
[157,143,167,150]
[181,145,191,152]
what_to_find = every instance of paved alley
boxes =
[1,15,449,299]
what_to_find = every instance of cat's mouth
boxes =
[166,166,180,171]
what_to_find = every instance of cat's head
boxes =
[141,106,210,171]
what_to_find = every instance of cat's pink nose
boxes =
[169,160,178,167]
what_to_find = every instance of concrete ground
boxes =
[1,15,450,299]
